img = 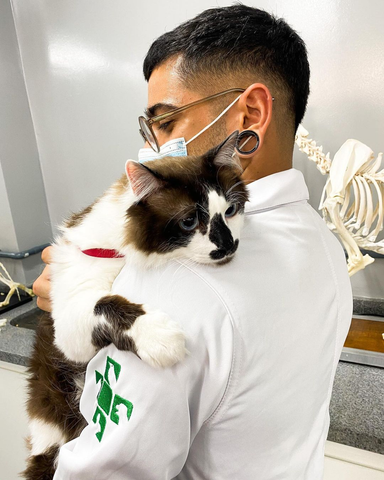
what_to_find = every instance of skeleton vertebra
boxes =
[295,125,384,276]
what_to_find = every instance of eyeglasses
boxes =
[138,88,246,153]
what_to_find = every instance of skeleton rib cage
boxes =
[295,125,384,276]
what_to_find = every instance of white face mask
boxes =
[137,94,242,163]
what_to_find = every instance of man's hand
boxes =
[33,246,53,312]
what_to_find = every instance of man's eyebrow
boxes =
[145,102,178,118]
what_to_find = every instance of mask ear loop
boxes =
[185,94,242,146]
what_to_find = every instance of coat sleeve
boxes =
[53,308,234,480]
[52,345,191,480]
[53,263,236,480]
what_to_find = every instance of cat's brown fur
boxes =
[23,314,87,479]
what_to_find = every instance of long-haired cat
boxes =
[24,132,248,479]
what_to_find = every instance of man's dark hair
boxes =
[143,4,310,135]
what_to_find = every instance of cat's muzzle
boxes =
[210,239,239,261]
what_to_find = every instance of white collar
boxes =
[244,168,309,214]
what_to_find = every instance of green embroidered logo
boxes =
[92,356,133,442]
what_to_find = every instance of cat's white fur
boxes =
[29,419,66,456]
[208,190,244,243]
[126,305,190,368]
[51,170,244,366]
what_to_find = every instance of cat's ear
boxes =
[209,131,242,171]
[125,160,165,201]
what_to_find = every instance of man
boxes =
[34,5,353,479]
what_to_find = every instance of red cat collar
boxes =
[81,248,125,259]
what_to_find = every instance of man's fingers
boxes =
[33,264,52,313]
[41,245,53,265]
[33,265,51,295]
[36,296,52,313]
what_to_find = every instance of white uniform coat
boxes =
[54,168,353,479]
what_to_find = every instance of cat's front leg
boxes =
[23,417,65,480]
[50,240,126,363]
[92,295,189,368]
[23,444,59,480]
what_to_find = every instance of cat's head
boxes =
[124,132,249,266]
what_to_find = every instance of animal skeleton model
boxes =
[295,125,384,276]
[0,262,34,308]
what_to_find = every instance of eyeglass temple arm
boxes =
[147,88,246,125]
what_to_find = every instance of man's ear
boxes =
[125,161,165,200]
[208,131,242,171]
[238,83,273,147]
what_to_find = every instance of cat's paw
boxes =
[128,310,189,369]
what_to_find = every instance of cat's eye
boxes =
[225,203,238,218]
[179,215,199,232]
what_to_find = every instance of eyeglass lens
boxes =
[139,117,159,152]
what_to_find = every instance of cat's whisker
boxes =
[216,164,232,184]
[172,259,191,279]
[196,202,209,216]
[174,257,200,275]
[226,180,248,200]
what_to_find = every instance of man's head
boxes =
[141,4,310,182]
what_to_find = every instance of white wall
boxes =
[7,0,384,296]
[0,163,22,282]
[0,0,52,285]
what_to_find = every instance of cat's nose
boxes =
[210,239,239,260]
[209,214,235,250]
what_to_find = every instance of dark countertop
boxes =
[0,297,37,365]
[1,297,383,455]
[328,362,384,454]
